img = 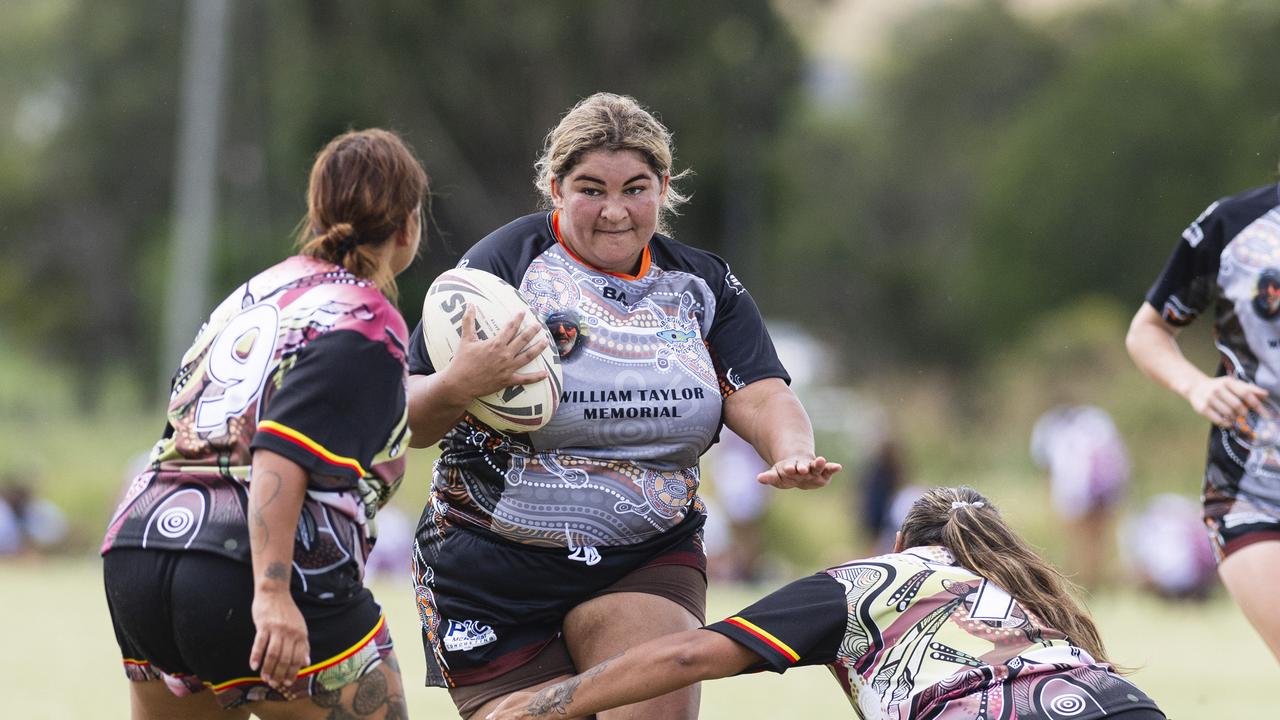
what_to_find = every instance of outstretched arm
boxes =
[487,628,758,720]
[1126,303,1266,427]
[722,377,840,489]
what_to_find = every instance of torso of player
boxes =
[102,256,410,589]
[831,548,1140,719]
[427,213,764,549]
[1173,185,1280,504]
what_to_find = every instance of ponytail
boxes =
[299,221,397,303]
[296,128,428,304]
[899,487,1112,665]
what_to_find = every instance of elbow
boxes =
[669,643,724,682]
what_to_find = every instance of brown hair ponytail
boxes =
[297,129,428,303]
[899,486,1111,664]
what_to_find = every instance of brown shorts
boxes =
[446,562,706,718]
[1203,491,1280,560]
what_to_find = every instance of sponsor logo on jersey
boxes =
[725,267,747,295]
[442,619,497,651]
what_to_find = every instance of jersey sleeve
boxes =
[703,256,790,395]
[1145,200,1225,326]
[252,329,406,489]
[703,572,847,673]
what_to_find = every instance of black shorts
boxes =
[103,548,394,709]
[412,507,706,691]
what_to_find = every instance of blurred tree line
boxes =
[2,0,1280,404]
[761,0,1280,372]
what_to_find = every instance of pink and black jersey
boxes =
[1146,183,1280,514]
[102,256,410,593]
[706,547,1160,719]
[408,211,787,548]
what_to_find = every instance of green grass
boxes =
[0,558,1268,718]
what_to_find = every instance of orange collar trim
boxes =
[551,210,651,281]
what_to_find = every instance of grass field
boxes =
[0,556,1270,719]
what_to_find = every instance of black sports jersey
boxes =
[705,547,1161,719]
[102,256,411,596]
[409,211,787,548]
[1146,183,1280,514]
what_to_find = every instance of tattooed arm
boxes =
[247,448,310,692]
[486,629,759,719]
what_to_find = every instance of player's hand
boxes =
[444,304,549,400]
[249,588,310,695]
[757,454,841,490]
[1187,376,1267,428]
[486,691,538,720]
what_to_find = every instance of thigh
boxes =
[564,592,702,720]
[251,649,408,720]
[464,674,581,720]
[1217,538,1280,662]
[129,678,249,720]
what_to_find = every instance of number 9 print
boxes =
[195,304,281,435]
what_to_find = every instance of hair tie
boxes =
[951,501,984,510]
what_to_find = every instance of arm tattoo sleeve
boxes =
[524,657,615,716]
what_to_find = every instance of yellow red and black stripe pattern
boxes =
[723,616,800,663]
[256,420,367,477]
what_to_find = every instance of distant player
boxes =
[101,129,427,718]
[1127,181,1280,660]
[1030,403,1130,588]
[489,486,1165,720]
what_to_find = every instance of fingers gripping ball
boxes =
[422,268,563,432]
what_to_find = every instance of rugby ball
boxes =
[421,267,563,432]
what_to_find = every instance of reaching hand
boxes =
[443,304,550,401]
[756,454,841,490]
[249,588,310,695]
[1187,376,1267,428]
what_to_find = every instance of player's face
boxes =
[550,149,668,275]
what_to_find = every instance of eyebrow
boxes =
[572,174,652,186]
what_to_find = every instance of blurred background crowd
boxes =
[4,0,1277,604]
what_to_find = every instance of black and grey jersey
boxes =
[409,211,788,548]
[1147,182,1280,511]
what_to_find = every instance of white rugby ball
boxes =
[421,267,563,432]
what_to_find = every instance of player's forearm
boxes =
[499,630,752,719]
[248,449,308,594]
[1125,304,1207,401]
[724,378,815,466]
[406,373,470,447]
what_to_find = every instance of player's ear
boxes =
[892,531,904,553]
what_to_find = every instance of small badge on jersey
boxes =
[545,311,582,359]
[1253,269,1280,319]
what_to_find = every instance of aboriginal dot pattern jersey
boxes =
[101,256,411,596]
[705,547,1160,720]
[408,211,788,548]
[1146,183,1280,516]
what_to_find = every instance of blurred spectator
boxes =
[1030,404,1130,589]
[703,428,772,583]
[857,436,906,555]
[1121,493,1217,601]
[0,472,69,554]
[364,503,414,580]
